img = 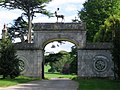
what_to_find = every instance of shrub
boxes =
[0,36,20,79]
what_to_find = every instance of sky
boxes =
[0,0,86,53]
[45,41,75,54]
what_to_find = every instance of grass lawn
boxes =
[45,72,77,79]
[45,65,120,90]
[76,78,120,90]
[0,76,40,87]
[44,65,77,79]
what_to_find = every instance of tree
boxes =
[45,52,63,64]
[96,15,120,80]
[0,0,4,3]
[8,16,28,42]
[45,52,63,72]
[93,15,120,42]
[52,51,71,73]
[69,46,77,74]
[112,29,120,80]
[0,36,20,79]
[45,48,77,74]
[110,16,120,80]
[0,0,52,43]
[78,0,118,42]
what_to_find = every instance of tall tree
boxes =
[0,0,52,43]
[0,35,20,79]
[95,15,120,79]
[109,16,120,80]
[78,0,118,42]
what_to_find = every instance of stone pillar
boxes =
[2,24,8,39]
[77,49,93,77]
[17,49,43,78]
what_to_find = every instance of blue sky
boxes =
[0,0,86,53]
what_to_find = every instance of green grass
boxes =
[45,72,77,79]
[45,65,120,90]
[44,64,51,72]
[44,65,77,79]
[76,78,120,90]
[0,76,40,87]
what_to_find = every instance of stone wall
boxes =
[15,23,114,78]
[15,43,114,78]
[78,43,113,78]
[33,23,86,49]
[17,49,43,78]
[33,23,86,31]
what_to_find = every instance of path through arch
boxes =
[43,40,77,79]
[0,78,78,90]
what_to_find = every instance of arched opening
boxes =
[43,40,78,79]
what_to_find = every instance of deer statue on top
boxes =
[55,8,64,22]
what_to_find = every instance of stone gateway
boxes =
[15,23,114,78]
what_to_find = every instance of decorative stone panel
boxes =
[78,49,113,78]
[17,50,43,78]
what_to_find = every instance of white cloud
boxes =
[0,9,22,21]
[48,0,86,7]
[65,5,77,12]
[0,9,23,32]
[45,41,74,53]
[33,15,56,23]
[33,14,77,23]
[64,15,78,22]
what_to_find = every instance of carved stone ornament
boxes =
[93,55,109,72]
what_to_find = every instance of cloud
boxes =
[33,15,56,23]
[0,0,86,31]
[48,0,86,7]
[33,14,78,23]
[0,9,23,31]
[45,41,74,53]
[64,15,78,22]
[0,9,22,21]
[65,5,77,12]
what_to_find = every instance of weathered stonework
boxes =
[15,23,114,78]
[33,23,86,49]
[78,49,113,78]
[17,49,43,77]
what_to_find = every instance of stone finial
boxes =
[2,24,8,39]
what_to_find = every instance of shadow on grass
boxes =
[0,76,41,87]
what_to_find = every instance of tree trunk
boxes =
[27,5,32,43]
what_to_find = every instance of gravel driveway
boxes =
[0,78,78,90]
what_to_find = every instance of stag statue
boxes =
[55,8,64,22]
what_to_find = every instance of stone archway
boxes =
[33,23,86,78]
[43,40,78,79]
[16,23,114,78]
[33,23,86,49]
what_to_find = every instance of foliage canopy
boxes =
[78,0,119,42]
